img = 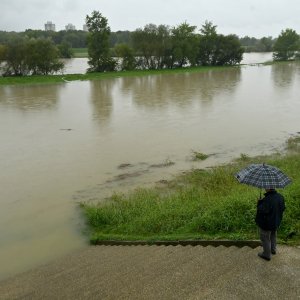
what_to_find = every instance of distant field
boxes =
[73,48,88,58]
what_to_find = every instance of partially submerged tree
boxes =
[273,28,300,61]
[3,37,29,75]
[197,21,243,66]
[25,38,64,75]
[197,21,219,65]
[213,34,244,65]
[1,37,64,76]
[114,43,136,70]
[86,11,116,72]
[171,22,198,67]
[132,24,172,69]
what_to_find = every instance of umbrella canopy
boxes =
[235,163,292,189]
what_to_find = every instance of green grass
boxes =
[0,65,237,86]
[82,137,300,245]
[72,48,88,58]
[191,151,210,161]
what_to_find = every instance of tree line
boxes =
[0,11,299,76]
[85,11,243,72]
[0,29,282,52]
[0,30,130,50]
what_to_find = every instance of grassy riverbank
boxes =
[82,137,300,245]
[0,65,236,86]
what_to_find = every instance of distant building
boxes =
[45,21,55,31]
[65,23,76,31]
[83,24,88,32]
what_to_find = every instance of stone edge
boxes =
[93,240,261,249]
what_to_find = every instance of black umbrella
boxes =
[235,163,291,195]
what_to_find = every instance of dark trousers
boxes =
[259,228,277,258]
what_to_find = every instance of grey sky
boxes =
[1,0,300,38]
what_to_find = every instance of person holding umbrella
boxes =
[255,188,285,261]
[235,163,291,261]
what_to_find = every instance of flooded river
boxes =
[0,55,299,280]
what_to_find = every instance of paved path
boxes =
[0,245,299,299]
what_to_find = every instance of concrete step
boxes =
[0,245,299,300]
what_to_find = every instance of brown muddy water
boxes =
[0,59,300,280]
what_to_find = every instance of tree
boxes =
[114,43,136,70]
[86,11,116,72]
[171,22,198,67]
[58,41,74,58]
[110,31,131,47]
[132,24,172,70]
[200,20,217,36]
[211,34,244,65]
[1,37,64,76]
[273,28,300,61]
[2,36,29,76]
[25,38,64,75]
[257,37,274,52]
[197,21,219,65]
[197,21,243,66]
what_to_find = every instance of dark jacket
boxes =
[255,190,285,231]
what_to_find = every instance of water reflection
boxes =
[0,84,62,111]
[89,80,114,125]
[119,68,241,110]
[271,62,299,89]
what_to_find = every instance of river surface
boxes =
[0,54,300,280]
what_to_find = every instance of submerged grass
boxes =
[191,151,210,161]
[0,65,236,86]
[82,137,300,245]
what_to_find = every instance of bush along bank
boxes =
[81,137,300,245]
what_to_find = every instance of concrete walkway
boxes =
[0,245,299,299]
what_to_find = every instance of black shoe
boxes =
[271,250,276,255]
[258,252,271,261]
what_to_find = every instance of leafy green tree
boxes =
[23,29,48,40]
[2,37,29,75]
[52,30,87,48]
[2,37,63,76]
[211,34,244,65]
[171,22,198,67]
[200,20,218,36]
[132,24,172,69]
[114,43,136,70]
[25,38,64,75]
[197,21,219,65]
[257,36,274,52]
[239,36,275,52]
[197,21,243,66]
[58,41,74,58]
[155,25,172,69]
[273,28,300,61]
[86,11,116,72]
[239,36,258,52]
[110,31,131,47]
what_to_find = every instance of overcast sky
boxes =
[1,0,300,38]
